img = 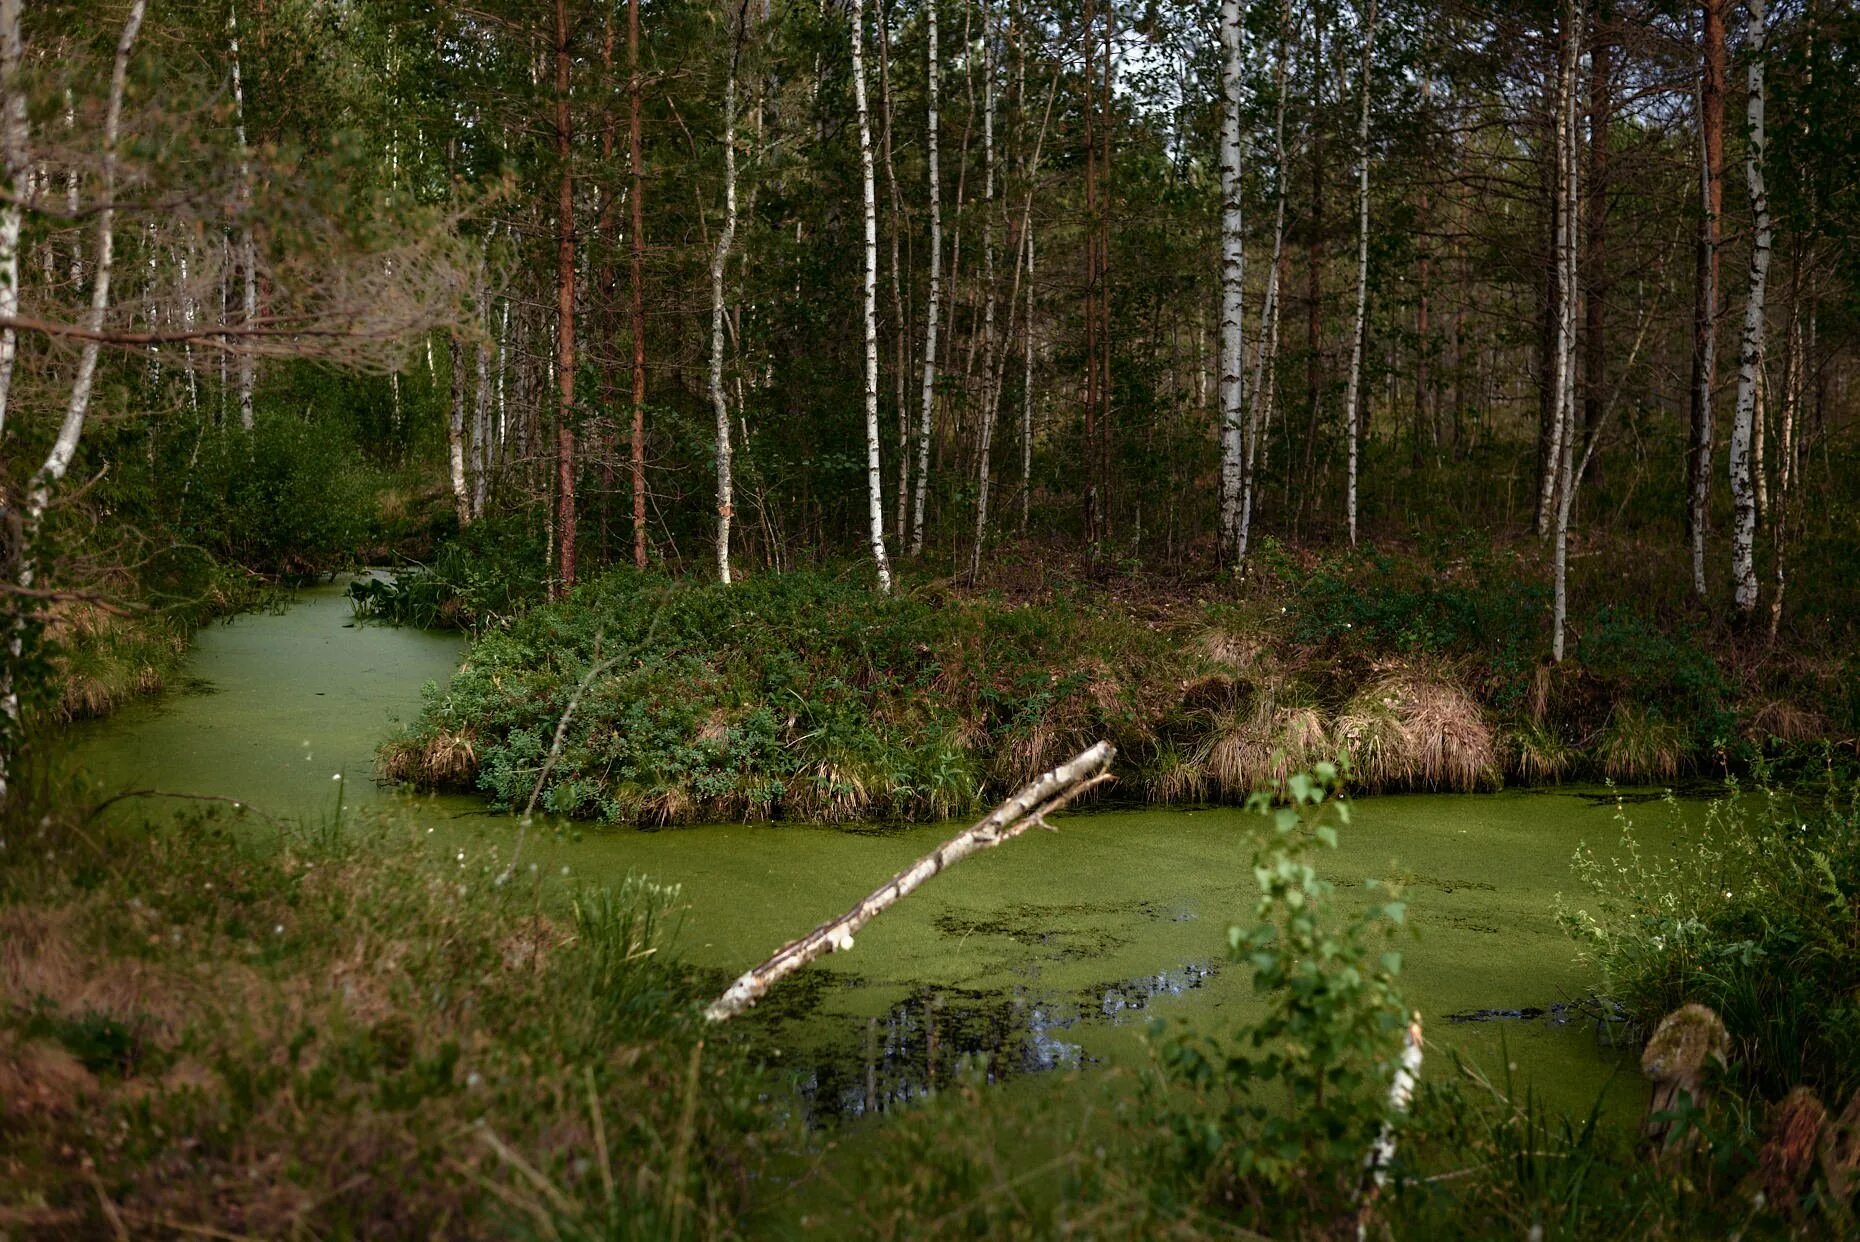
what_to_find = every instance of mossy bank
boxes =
[380,555,1850,826]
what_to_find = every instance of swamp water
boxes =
[68,579,1682,1127]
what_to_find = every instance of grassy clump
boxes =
[0,792,778,1238]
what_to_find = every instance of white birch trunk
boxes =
[447,335,471,525]
[230,3,258,431]
[910,1,941,556]
[1216,0,1246,563]
[969,11,999,580]
[1729,0,1768,615]
[1551,2,1582,662]
[1342,0,1377,547]
[852,0,894,594]
[711,48,740,585]
[0,0,28,445]
[5,0,146,808]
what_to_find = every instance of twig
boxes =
[704,741,1115,1022]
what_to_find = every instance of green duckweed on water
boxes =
[67,579,1682,1125]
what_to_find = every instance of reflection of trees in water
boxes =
[788,962,1219,1124]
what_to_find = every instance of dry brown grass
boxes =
[1746,698,1828,745]
[0,1035,97,1118]
[378,729,480,788]
[1193,679,1333,800]
[1334,672,1498,792]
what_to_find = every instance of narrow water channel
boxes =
[69,579,1672,1123]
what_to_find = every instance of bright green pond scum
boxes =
[67,577,1702,1126]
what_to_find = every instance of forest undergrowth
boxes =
[372,530,1856,826]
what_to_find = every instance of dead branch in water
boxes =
[703,740,1115,1022]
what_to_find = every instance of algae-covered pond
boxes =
[70,579,1696,1124]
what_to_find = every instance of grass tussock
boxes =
[1597,705,1689,783]
[44,604,187,721]
[1334,673,1499,792]
[1504,719,1579,784]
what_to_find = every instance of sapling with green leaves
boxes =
[1149,763,1416,1229]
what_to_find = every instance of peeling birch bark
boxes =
[851,0,894,594]
[1729,0,1769,615]
[705,741,1114,1022]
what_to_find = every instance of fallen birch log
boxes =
[704,740,1115,1022]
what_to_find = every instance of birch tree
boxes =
[1238,0,1292,567]
[851,0,894,594]
[1729,0,1769,615]
[229,2,258,432]
[1550,0,1582,662]
[910,0,942,557]
[1687,0,1726,595]
[1342,0,1376,547]
[1216,0,1246,564]
[712,2,747,585]
[2,0,146,806]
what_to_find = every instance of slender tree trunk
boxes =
[4,0,145,807]
[1216,0,1246,564]
[969,9,1000,580]
[1551,0,1582,662]
[1239,6,1290,567]
[1342,0,1376,546]
[876,1,911,543]
[448,335,471,525]
[1687,0,1725,596]
[629,0,648,569]
[554,0,578,595]
[910,1,941,556]
[851,0,894,593]
[1729,0,1769,616]
[0,0,27,446]
[230,3,258,431]
[711,9,744,584]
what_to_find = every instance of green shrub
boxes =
[1560,783,1860,1101]
[1146,767,1414,1230]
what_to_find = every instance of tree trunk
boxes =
[4,0,145,807]
[1216,0,1246,564]
[448,335,471,525]
[0,0,27,446]
[711,11,743,585]
[554,0,578,596]
[1342,0,1376,547]
[1239,5,1290,568]
[909,0,941,557]
[1551,1,1582,663]
[1729,0,1768,616]
[851,0,894,594]
[1687,0,1725,597]
[230,3,258,432]
[629,0,648,570]
[970,9,999,581]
